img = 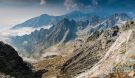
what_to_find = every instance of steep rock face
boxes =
[75,21,135,78]
[59,21,135,78]
[0,42,35,78]
[59,24,120,78]
[45,18,77,45]
[11,18,77,57]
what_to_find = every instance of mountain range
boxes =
[1,11,135,78]
[11,18,78,57]
[10,12,132,57]
[11,11,99,29]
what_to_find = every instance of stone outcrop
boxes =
[0,41,35,78]
[59,21,135,78]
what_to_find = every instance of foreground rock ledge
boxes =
[0,41,35,78]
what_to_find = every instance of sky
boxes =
[0,0,67,27]
[0,0,135,27]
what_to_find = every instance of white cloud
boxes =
[64,0,99,11]
[40,0,46,5]
[0,25,52,42]
[64,0,77,10]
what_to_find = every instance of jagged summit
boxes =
[111,13,131,18]
[108,13,131,22]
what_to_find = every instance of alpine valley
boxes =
[1,1,135,78]
[3,11,134,78]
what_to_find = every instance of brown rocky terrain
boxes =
[1,20,135,78]
[30,21,135,78]
[58,21,135,78]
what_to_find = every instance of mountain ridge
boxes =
[10,13,132,58]
[10,18,77,57]
[11,11,100,29]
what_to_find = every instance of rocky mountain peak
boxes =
[110,13,131,21]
